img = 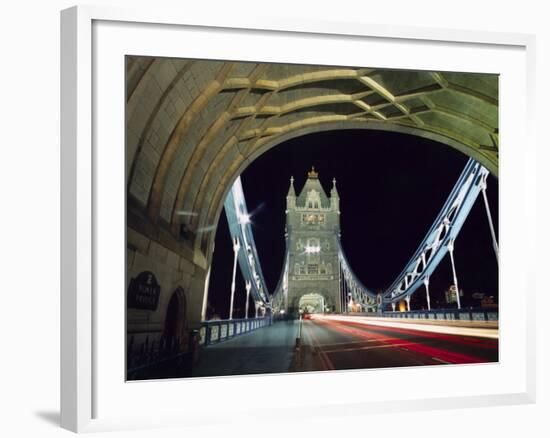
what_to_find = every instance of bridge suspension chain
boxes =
[338,243,377,312]
[382,158,490,309]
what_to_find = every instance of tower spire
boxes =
[330,176,340,211]
[287,175,296,197]
[331,177,339,197]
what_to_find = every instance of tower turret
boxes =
[286,176,296,210]
[330,178,340,212]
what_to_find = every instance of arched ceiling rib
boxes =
[126,56,498,258]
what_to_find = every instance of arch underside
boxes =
[291,290,336,312]
[299,293,327,313]
[126,57,498,265]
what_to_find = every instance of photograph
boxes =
[125,57,499,380]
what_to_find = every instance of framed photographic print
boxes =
[61,5,536,433]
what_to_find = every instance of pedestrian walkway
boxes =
[192,319,299,377]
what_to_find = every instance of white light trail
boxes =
[311,314,499,339]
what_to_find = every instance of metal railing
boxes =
[380,308,498,322]
[126,331,200,380]
[199,315,272,346]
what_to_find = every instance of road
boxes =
[298,315,498,371]
[190,315,498,378]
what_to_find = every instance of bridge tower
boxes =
[285,167,342,316]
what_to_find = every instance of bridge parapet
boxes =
[199,316,272,347]
[380,308,498,322]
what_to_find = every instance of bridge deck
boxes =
[192,320,299,377]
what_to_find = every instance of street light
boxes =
[244,280,251,319]
[238,212,250,225]
[229,236,241,320]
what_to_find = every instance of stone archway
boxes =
[162,287,187,355]
[289,289,336,316]
[299,293,327,314]
[126,57,498,332]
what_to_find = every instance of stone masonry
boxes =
[285,167,342,315]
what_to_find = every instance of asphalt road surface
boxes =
[190,316,498,378]
[298,316,498,371]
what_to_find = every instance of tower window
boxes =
[307,264,319,275]
[306,190,321,210]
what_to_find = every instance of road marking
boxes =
[305,322,335,370]
[322,343,410,354]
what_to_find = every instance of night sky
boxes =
[206,130,498,319]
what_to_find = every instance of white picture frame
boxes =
[60,5,536,433]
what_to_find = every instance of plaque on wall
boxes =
[127,271,161,310]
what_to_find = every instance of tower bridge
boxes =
[128,158,498,380]
[125,58,499,379]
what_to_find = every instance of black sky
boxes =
[207,129,498,318]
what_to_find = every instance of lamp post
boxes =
[424,276,431,311]
[448,239,461,310]
[480,175,499,265]
[229,236,240,320]
[244,280,252,319]
[200,266,211,321]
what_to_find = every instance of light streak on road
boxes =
[311,314,499,339]
[312,318,488,364]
